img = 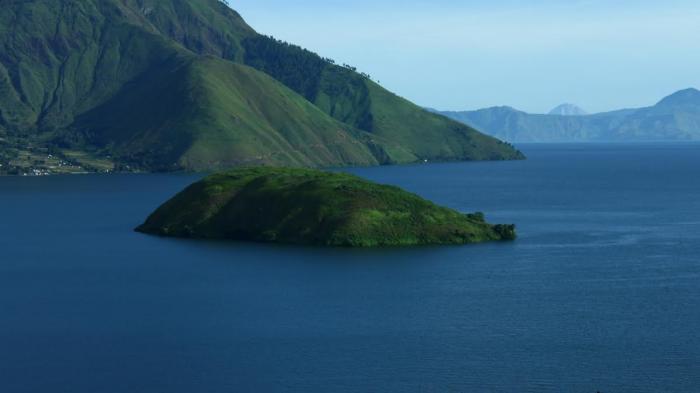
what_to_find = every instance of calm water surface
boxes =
[1,144,699,392]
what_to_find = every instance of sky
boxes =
[230,0,700,113]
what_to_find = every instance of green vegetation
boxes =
[0,0,523,174]
[0,134,113,175]
[136,167,517,247]
[74,57,383,170]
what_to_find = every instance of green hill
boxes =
[0,0,522,173]
[136,167,517,247]
[74,57,382,170]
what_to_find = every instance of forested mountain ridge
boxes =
[0,0,522,174]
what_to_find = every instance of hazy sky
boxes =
[231,0,700,113]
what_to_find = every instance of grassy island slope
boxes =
[136,167,516,247]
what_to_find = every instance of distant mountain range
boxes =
[0,0,521,174]
[434,88,700,143]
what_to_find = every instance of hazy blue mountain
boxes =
[435,88,700,143]
[549,103,588,116]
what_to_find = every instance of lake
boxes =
[1,144,699,392]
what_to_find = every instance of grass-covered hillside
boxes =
[0,0,523,173]
[74,57,383,170]
[136,167,517,247]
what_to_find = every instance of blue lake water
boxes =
[1,144,699,392]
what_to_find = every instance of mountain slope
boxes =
[437,106,605,143]
[0,0,179,132]
[0,0,522,172]
[611,89,700,141]
[74,57,384,170]
[127,0,523,163]
[436,89,700,143]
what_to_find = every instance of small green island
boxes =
[136,167,516,247]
